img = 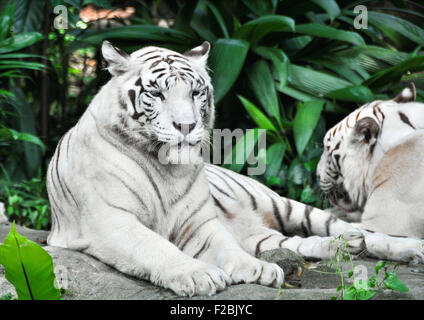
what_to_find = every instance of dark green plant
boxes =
[326,235,409,300]
[0,1,45,182]
[0,169,50,230]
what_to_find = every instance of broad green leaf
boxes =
[306,57,364,84]
[288,64,352,97]
[326,86,374,103]
[247,60,280,121]
[8,129,45,152]
[364,55,424,89]
[311,0,341,22]
[233,15,295,47]
[254,46,289,88]
[385,271,409,292]
[0,2,14,41]
[295,24,365,46]
[293,100,324,155]
[209,39,249,103]
[13,0,44,34]
[0,222,61,300]
[238,95,278,134]
[0,33,43,54]
[358,290,374,300]
[0,53,45,59]
[276,85,320,102]
[265,142,285,179]
[367,11,424,46]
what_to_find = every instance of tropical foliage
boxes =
[0,0,424,228]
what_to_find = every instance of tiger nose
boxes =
[173,121,196,135]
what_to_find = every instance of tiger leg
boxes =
[240,227,364,259]
[82,206,231,297]
[174,202,284,288]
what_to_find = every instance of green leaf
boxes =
[0,2,15,41]
[0,32,43,54]
[265,142,285,179]
[357,289,374,300]
[293,100,324,155]
[238,95,278,134]
[233,15,295,47]
[288,64,352,97]
[295,24,365,46]
[375,261,386,275]
[7,129,45,152]
[13,0,44,34]
[209,39,250,103]
[0,222,61,300]
[364,55,424,89]
[254,46,289,90]
[367,11,424,47]
[311,0,341,22]
[206,1,229,39]
[247,60,280,121]
[385,271,409,292]
[342,285,357,300]
[326,85,374,103]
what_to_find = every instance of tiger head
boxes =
[317,83,417,212]
[101,41,214,164]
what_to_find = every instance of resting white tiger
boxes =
[317,84,424,239]
[47,41,424,297]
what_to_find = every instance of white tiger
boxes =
[317,83,424,239]
[47,42,424,297]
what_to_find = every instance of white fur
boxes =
[318,92,424,238]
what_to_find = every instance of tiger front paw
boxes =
[162,260,231,297]
[221,252,284,288]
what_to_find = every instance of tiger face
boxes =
[102,41,214,164]
[317,84,417,213]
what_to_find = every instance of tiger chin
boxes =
[47,41,424,297]
[318,83,424,239]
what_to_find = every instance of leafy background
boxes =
[0,0,423,229]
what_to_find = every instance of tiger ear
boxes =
[183,41,211,70]
[102,41,130,76]
[393,83,416,103]
[353,117,379,146]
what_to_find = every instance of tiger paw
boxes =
[163,260,231,297]
[221,252,284,288]
[387,238,424,264]
[364,233,424,263]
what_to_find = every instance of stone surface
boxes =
[1,222,424,300]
